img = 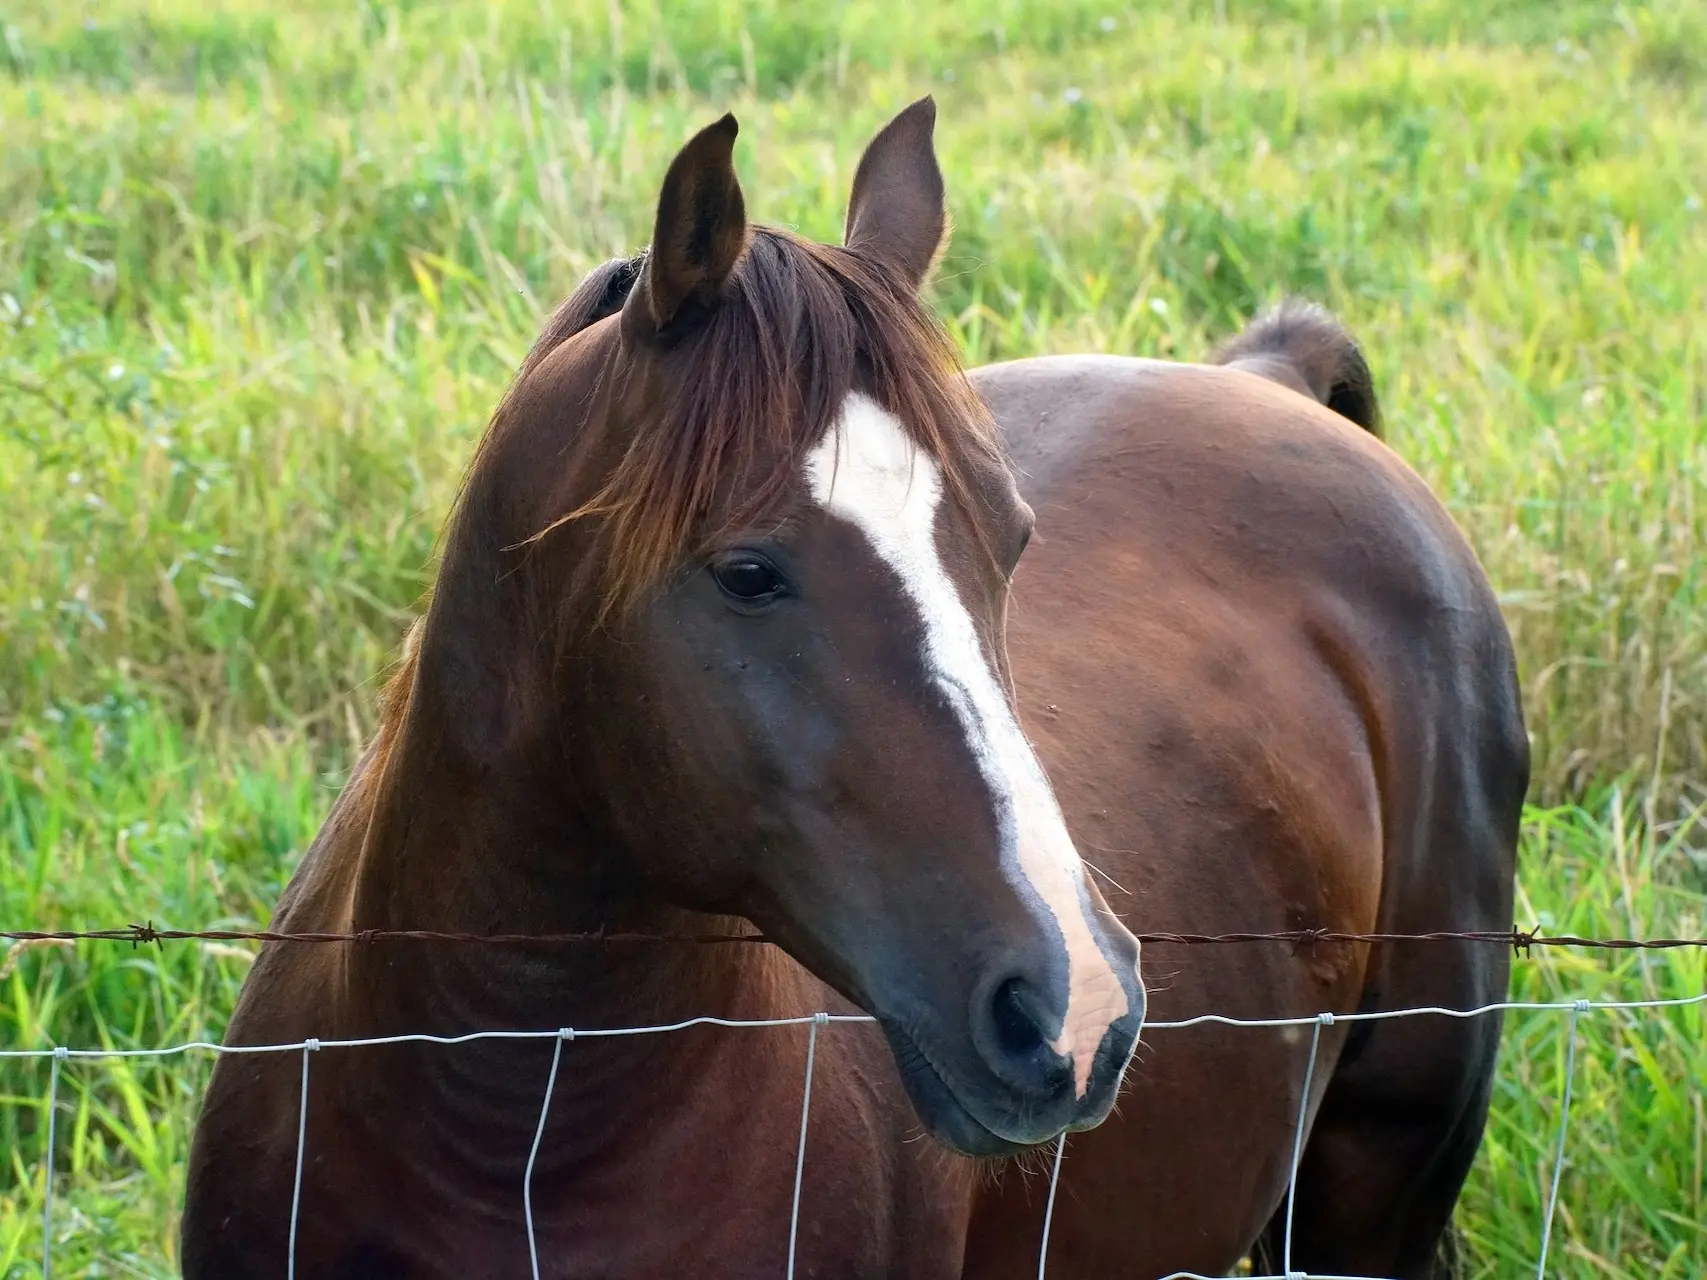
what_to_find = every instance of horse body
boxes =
[963,347,1526,1276]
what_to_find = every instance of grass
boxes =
[0,0,1703,1274]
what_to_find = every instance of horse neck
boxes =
[290,428,849,1164]
[320,665,823,1175]
[341,695,784,1026]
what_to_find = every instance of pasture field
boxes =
[2,1,1704,1275]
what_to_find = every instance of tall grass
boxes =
[4,0,1703,793]
[1,1,1703,1276]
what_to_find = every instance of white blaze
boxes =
[805,392,1132,1098]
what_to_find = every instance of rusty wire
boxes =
[1,922,1704,952]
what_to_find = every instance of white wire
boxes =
[40,1047,65,1280]
[8,989,1696,1278]
[1535,1000,1585,1279]
[1036,1132,1067,1279]
[1282,1013,1332,1277]
[0,1012,874,1060]
[286,1039,318,1280]
[524,1029,571,1280]
[786,1012,825,1279]
[1144,988,1707,1032]
[4,991,1703,1061]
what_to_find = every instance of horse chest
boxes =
[302,1157,919,1280]
[283,1067,958,1280]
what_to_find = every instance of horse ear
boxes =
[622,113,748,343]
[844,96,947,291]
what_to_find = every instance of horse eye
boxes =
[1008,523,1034,576]
[711,556,784,603]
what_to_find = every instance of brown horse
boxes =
[183,101,1143,1278]
[182,99,1525,1279]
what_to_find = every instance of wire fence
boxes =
[3,930,1705,1279]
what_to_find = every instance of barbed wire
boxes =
[2,922,1705,952]
[0,924,767,947]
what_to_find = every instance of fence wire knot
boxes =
[51,1045,68,1060]
[557,1027,575,1041]
[1572,999,1590,1013]
[811,1011,830,1026]
[303,1038,321,1052]
[1289,927,1327,954]
[1315,1011,1335,1026]
[126,921,162,949]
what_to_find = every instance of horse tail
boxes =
[1210,300,1382,438]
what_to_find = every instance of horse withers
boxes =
[182,101,1141,1278]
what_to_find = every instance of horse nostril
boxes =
[990,976,1053,1062]
[972,968,1075,1105]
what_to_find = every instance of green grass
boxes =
[1,0,1703,1275]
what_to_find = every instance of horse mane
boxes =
[516,226,1002,623]
[376,227,1001,732]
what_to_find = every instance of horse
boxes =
[181,98,1526,1280]
[182,100,1144,1278]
